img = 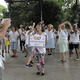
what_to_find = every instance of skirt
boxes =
[26,45,33,57]
[46,38,55,48]
[58,40,68,53]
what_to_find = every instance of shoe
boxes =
[49,54,52,55]
[36,72,40,75]
[26,64,33,68]
[41,73,45,76]
[69,57,72,59]
[25,55,27,57]
[61,60,67,62]
[48,53,52,56]
[11,55,17,58]
[2,55,4,57]
[30,61,33,64]
[22,51,25,53]
[76,59,80,61]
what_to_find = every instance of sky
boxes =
[0,0,8,8]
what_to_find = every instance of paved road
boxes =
[2,48,80,80]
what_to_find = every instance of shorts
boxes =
[10,41,18,50]
[5,40,10,46]
[69,43,79,50]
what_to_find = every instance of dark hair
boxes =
[26,27,30,31]
[22,27,25,29]
[36,23,45,32]
[12,26,16,31]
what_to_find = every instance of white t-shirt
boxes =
[59,29,68,40]
[9,31,19,42]
[25,31,35,45]
[18,29,22,35]
[21,31,26,41]
[37,32,48,54]
[45,29,54,39]
[69,30,80,43]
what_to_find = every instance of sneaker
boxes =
[2,55,4,58]
[69,57,72,59]
[25,55,27,57]
[26,64,33,68]
[30,61,33,64]
[76,59,80,61]
[11,55,17,58]
[48,53,52,56]
[41,73,45,76]
[36,72,40,75]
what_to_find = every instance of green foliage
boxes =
[0,5,7,18]
[3,1,63,28]
[3,0,80,29]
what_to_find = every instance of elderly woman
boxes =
[58,21,72,62]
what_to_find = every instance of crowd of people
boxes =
[0,19,80,76]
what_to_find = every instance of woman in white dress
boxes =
[58,21,72,62]
[45,24,55,55]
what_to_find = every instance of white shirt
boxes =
[21,31,26,41]
[37,32,47,54]
[18,29,22,35]
[25,30,35,45]
[69,30,80,43]
[9,31,19,42]
[59,29,68,40]
[45,29,54,39]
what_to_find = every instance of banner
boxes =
[28,34,47,47]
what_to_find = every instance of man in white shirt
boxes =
[18,25,23,51]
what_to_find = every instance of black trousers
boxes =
[20,38,25,51]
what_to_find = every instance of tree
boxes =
[3,1,63,28]
[0,5,7,18]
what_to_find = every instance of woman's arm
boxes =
[67,22,73,31]
[58,21,67,32]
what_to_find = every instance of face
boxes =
[11,26,15,31]
[61,25,65,30]
[73,27,77,31]
[20,25,23,29]
[48,25,52,31]
[36,25,42,32]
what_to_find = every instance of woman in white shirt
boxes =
[9,26,19,57]
[26,23,35,67]
[58,21,72,62]
[33,23,48,76]
[69,24,80,60]
[45,24,55,55]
